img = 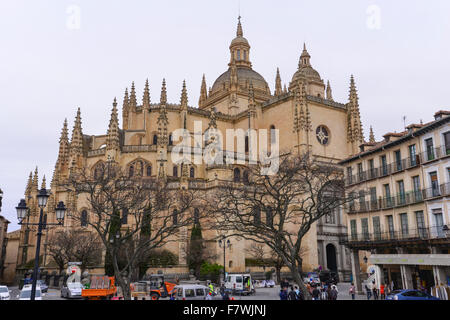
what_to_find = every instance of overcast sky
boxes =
[1,0,449,231]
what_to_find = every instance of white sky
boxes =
[1,0,450,231]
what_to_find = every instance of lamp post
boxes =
[16,188,66,300]
[218,236,231,284]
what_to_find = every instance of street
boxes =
[5,283,368,300]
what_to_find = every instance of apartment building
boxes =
[340,110,450,294]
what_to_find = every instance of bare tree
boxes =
[64,162,199,300]
[47,229,102,273]
[206,152,356,300]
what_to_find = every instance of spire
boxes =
[347,75,364,148]
[106,97,120,151]
[180,80,188,109]
[199,74,207,107]
[299,43,311,68]
[248,81,256,107]
[32,167,39,191]
[41,175,46,190]
[69,108,83,157]
[326,80,333,101]
[236,15,243,37]
[122,87,129,130]
[369,126,376,143]
[142,79,150,109]
[160,78,167,105]
[283,84,287,94]
[57,118,70,167]
[25,171,33,196]
[129,82,137,110]
[275,68,282,96]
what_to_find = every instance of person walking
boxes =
[320,285,328,300]
[330,285,338,300]
[365,282,372,300]
[294,286,303,300]
[279,287,288,300]
[349,283,356,300]
[312,285,321,300]
[372,281,379,300]
[326,285,332,300]
[219,283,225,298]
[288,286,297,300]
[379,283,385,300]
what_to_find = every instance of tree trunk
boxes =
[112,254,131,300]
[288,263,311,300]
[275,267,281,284]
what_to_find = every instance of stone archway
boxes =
[326,243,338,272]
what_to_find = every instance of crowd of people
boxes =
[279,279,339,300]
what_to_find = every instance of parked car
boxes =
[18,284,43,300]
[36,280,48,293]
[386,289,440,300]
[0,285,11,300]
[61,282,83,299]
[303,272,320,285]
[319,270,339,285]
[224,273,255,295]
[173,284,217,300]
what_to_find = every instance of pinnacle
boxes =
[236,16,243,37]
[160,78,167,105]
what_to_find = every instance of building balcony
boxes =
[345,146,449,186]
[341,225,450,247]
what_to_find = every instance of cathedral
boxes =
[16,17,365,281]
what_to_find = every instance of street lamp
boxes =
[16,190,66,300]
[218,236,231,284]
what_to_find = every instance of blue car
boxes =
[386,289,439,300]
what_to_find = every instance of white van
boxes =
[18,284,43,300]
[174,284,214,300]
[224,273,255,295]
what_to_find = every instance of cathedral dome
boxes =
[291,65,322,83]
[211,67,269,94]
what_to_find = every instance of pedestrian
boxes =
[288,286,297,300]
[219,283,225,298]
[330,285,338,300]
[320,286,328,300]
[281,278,289,290]
[294,286,302,300]
[312,285,321,300]
[222,291,230,300]
[279,287,288,300]
[326,285,332,300]
[205,292,212,300]
[349,283,356,300]
[379,283,385,300]
[372,281,378,300]
[365,282,372,300]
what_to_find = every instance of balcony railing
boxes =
[345,147,449,186]
[122,145,156,153]
[346,184,450,213]
[343,225,449,245]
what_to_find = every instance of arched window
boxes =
[253,207,261,225]
[122,208,128,225]
[237,49,241,61]
[153,134,158,145]
[190,167,195,178]
[265,207,273,227]
[245,136,249,153]
[129,165,134,177]
[169,134,173,146]
[243,170,249,184]
[146,165,152,177]
[94,163,104,180]
[81,210,88,227]
[233,168,241,182]
[270,125,276,144]
[194,208,200,225]
[173,166,178,177]
[244,50,247,61]
[173,209,178,225]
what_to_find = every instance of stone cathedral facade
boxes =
[16,18,365,281]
